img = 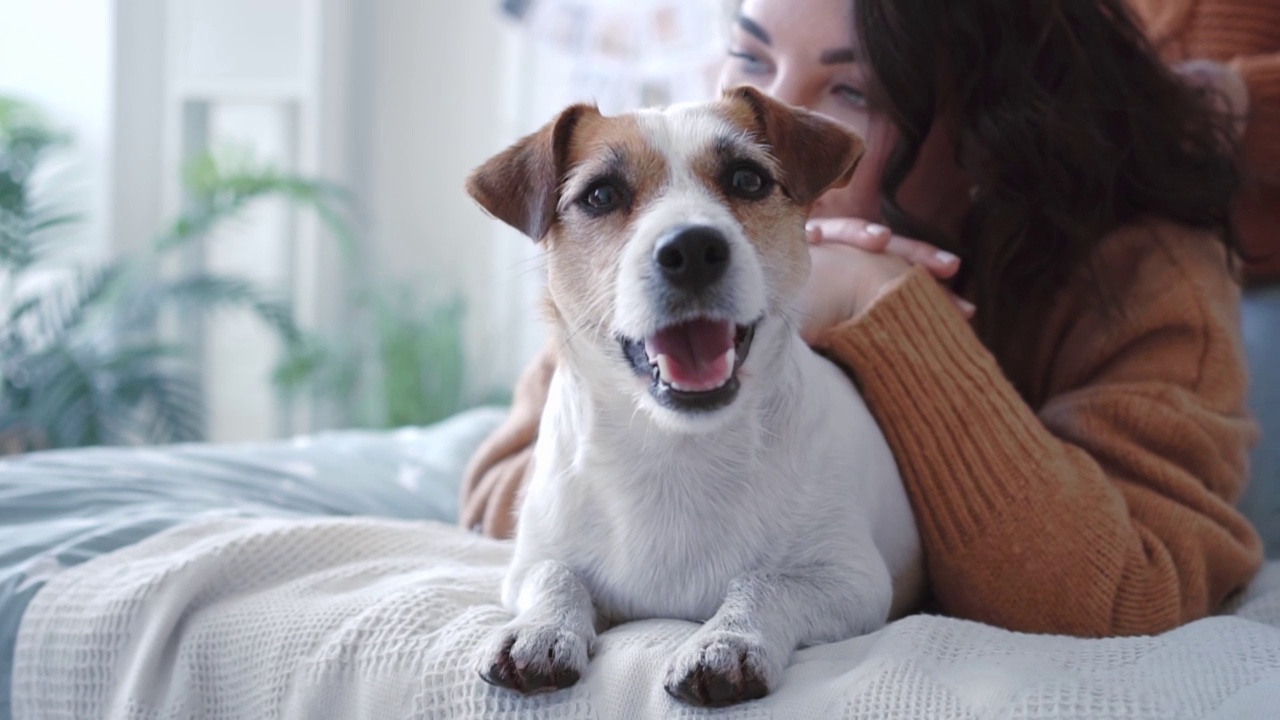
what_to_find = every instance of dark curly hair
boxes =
[853,0,1240,353]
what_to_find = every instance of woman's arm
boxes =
[460,339,556,539]
[816,223,1264,637]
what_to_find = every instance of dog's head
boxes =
[468,86,863,429]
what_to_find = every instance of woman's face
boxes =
[720,0,971,238]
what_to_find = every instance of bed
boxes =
[2,287,1278,720]
[8,515,1280,719]
[0,408,507,718]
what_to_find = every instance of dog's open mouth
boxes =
[620,319,757,412]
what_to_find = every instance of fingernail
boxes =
[864,223,889,237]
[936,250,959,265]
[959,299,976,315]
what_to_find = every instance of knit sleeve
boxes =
[816,240,1263,637]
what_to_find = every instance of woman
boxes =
[1128,1,1280,553]
[461,0,1264,637]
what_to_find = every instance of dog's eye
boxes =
[582,182,622,212]
[727,165,772,200]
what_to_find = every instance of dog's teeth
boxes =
[656,354,673,381]
[724,347,736,370]
[645,341,658,363]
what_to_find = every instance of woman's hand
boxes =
[459,341,558,539]
[797,218,973,344]
[460,445,530,539]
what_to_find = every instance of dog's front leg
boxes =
[477,559,597,695]
[664,561,892,707]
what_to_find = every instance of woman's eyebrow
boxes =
[737,15,771,45]
[820,48,857,65]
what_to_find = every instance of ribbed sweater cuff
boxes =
[817,268,1060,548]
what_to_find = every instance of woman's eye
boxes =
[833,84,869,108]
[727,166,772,199]
[728,50,770,76]
[582,182,622,212]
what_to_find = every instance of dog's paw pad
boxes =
[666,661,769,707]
[477,623,589,695]
[663,633,775,707]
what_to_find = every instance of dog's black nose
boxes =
[654,226,730,291]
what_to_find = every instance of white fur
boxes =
[613,109,769,341]
[480,102,922,704]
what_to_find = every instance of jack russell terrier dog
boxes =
[466,86,922,708]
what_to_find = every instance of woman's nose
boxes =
[767,71,818,111]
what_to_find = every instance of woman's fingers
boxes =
[886,236,961,279]
[807,218,960,279]
[807,218,892,251]
[806,217,973,319]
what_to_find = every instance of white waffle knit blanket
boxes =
[13,517,1280,719]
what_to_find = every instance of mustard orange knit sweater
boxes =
[461,219,1263,637]
[1130,0,1280,283]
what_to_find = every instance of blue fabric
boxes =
[1243,286,1280,557]
[0,407,503,720]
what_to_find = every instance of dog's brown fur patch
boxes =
[718,86,865,207]
[544,116,671,338]
[702,88,868,309]
[688,129,811,310]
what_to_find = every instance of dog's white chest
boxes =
[561,448,793,622]
[503,332,918,634]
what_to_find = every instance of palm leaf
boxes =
[26,345,97,447]
[0,96,360,451]
[159,274,305,345]
[104,346,204,444]
[0,209,35,269]
[0,207,84,270]
[19,340,203,447]
[159,152,357,256]
[140,371,204,443]
[8,264,122,351]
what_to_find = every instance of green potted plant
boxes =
[0,96,349,453]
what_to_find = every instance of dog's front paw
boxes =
[477,621,593,695]
[663,630,780,707]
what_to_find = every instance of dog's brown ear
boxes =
[724,85,865,207]
[466,103,598,241]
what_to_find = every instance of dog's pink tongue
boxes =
[646,319,735,391]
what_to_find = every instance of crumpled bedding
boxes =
[12,515,1280,720]
[0,407,507,718]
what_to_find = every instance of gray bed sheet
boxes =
[0,406,505,719]
[1243,285,1280,555]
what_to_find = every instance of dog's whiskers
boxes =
[507,261,549,283]
[504,254,547,272]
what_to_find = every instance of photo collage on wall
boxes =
[500,0,729,113]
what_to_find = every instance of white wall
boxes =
[0,0,114,260]
[360,1,514,396]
